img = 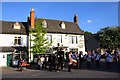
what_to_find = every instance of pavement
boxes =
[1,60,120,79]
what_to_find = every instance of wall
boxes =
[0,34,28,67]
[0,34,27,47]
[46,33,85,54]
[0,52,12,67]
[29,33,85,58]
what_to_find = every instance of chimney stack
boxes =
[74,14,78,24]
[30,8,35,28]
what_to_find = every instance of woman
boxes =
[68,51,73,72]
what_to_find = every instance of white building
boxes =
[0,8,85,66]
[28,9,85,61]
[0,21,28,67]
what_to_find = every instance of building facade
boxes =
[28,9,85,61]
[0,8,85,67]
[0,21,28,66]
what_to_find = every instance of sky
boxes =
[1,2,118,33]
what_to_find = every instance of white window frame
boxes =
[14,36,22,45]
[57,35,62,43]
[47,35,52,43]
[69,36,78,44]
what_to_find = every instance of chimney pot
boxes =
[74,14,78,24]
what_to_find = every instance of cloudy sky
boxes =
[1,2,118,33]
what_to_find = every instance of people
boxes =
[86,51,92,68]
[48,54,53,71]
[79,51,84,69]
[113,48,119,62]
[40,55,45,69]
[91,50,96,66]
[71,52,78,68]
[94,51,101,68]
[34,48,120,72]
[18,57,23,71]
[57,50,64,70]
[68,51,73,72]
[105,50,113,69]
[52,54,59,72]
[37,56,43,70]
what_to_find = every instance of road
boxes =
[1,60,120,79]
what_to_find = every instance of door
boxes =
[7,54,12,67]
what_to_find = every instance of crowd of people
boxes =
[36,48,120,72]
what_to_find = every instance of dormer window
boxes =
[13,22,21,29]
[60,22,65,29]
[42,20,47,28]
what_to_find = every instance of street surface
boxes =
[1,60,120,79]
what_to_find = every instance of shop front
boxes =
[9,47,28,67]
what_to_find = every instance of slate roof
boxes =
[85,34,100,51]
[1,18,84,35]
[0,21,29,34]
[35,18,84,35]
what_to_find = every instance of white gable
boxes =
[60,22,65,29]
[42,20,47,28]
[14,22,21,29]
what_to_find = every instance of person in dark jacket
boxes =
[79,51,84,69]
[52,54,59,72]
[48,54,53,71]
[57,50,64,70]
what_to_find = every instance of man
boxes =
[86,51,92,68]
[95,51,101,68]
[57,50,64,70]
[79,51,84,69]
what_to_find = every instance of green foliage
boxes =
[29,21,51,55]
[84,31,92,34]
[97,26,120,49]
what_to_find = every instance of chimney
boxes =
[74,14,78,24]
[30,8,35,28]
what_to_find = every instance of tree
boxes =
[97,26,120,49]
[29,21,51,55]
[84,31,92,34]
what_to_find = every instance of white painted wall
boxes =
[46,33,85,54]
[29,33,85,58]
[0,34,28,67]
[0,52,11,67]
[0,34,27,47]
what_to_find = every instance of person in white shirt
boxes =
[37,56,45,70]
[40,55,45,69]
[118,51,120,62]
[106,53,113,69]
[37,58,42,70]
[86,51,92,68]
[113,48,120,62]
[95,51,101,68]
